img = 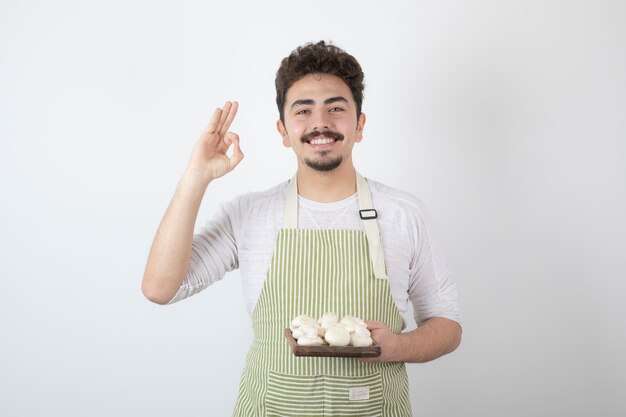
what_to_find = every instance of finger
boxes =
[216,101,232,134]
[364,320,385,330]
[219,131,238,154]
[219,101,239,136]
[223,131,239,145]
[203,107,223,135]
[227,140,244,172]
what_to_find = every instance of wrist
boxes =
[181,166,213,189]
[389,333,407,362]
[178,169,212,202]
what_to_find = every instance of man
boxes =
[143,41,462,416]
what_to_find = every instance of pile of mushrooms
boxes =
[290,312,373,347]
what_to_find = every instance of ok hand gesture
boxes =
[186,101,243,184]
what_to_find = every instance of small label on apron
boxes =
[349,386,370,401]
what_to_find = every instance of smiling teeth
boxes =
[310,138,334,145]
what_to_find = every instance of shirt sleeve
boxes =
[408,200,462,327]
[167,201,239,304]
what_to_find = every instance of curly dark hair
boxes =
[275,40,365,123]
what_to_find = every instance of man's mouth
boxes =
[309,137,335,145]
[301,130,344,145]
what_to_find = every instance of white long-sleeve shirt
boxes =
[170,178,462,329]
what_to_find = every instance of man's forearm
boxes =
[395,317,462,363]
[141,172,210,304]
[367,317,462,363]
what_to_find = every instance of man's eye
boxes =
[329,107,344,112]
[296,109,310,115]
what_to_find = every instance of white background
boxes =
[1,1,625,416]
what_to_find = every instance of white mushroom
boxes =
[319,312,338,321]
[301,323,320,339]
[297,336,325,346]
[353,325,371,337]
[290,315,316,332]
[292,327,305,340]
[318,312,339,331]
[340,315,367,328]
[339,321,354,334]
[351,334,373,347]
[324,325,351,346]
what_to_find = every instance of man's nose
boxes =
[311,111,330,131]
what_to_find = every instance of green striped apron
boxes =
[233,173,412,417]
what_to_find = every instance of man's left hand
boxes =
[361,317,462,363]
[361,320,400,363]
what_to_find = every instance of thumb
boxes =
[225,132,244,172]
[364,320,387,331]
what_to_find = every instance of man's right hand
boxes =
[141,101,243,305]
[185,101,243,184]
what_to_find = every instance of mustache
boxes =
[301,130,344,143]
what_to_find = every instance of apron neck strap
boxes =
[283,172,388,280]
[284,175,299,229]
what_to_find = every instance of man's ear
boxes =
[355,113,366,143]
[276,120,291,148]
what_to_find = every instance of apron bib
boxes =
[233,174,412,417]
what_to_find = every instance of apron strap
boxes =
[356,172,388,280]
[283,172,388,280]
[284,175,299,229]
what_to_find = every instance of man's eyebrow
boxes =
[290,99,314,109]
[324,96,348,105]
[290,96,349,109]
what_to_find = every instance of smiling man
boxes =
[280,73,363,174]
[142,41,462,416]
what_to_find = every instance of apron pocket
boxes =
[266,371,325,416]
[323,372,383,417]
[265,370,383,417]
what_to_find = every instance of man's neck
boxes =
[296,163,357,203]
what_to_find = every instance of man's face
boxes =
[277,73,365,173]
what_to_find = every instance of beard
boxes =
[304,153,343,172]
[301,130,344,172]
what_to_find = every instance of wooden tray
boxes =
[284,329,381,358]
